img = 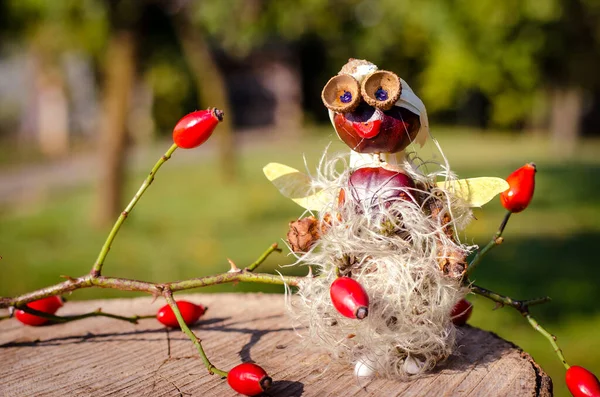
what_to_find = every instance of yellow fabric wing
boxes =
[436,177,509,207]
[264,163,507,210]
[263,163,335,211]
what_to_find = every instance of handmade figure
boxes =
[3,59,596,396]
[265,59,508,378]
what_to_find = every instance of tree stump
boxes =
[0,293,552,396]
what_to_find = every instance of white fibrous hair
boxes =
[286,149,475,379]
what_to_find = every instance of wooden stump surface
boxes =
[0,293,552,396]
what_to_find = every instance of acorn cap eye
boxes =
[361,70,401,110]
[321,74,361,113]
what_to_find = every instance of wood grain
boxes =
[0,293,552,396]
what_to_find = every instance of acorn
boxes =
[361,70,402,111]
[321,74,361,113]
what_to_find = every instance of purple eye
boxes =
[340,90,353,103]
[375,87,388,101]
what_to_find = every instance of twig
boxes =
[91,143,179,277]
[471,284,569,369]
[466,211,511,276]
[524,314,570,369]
[16,305,153,324]
[0,137,302,391]
[163,289,228,377]
[245,243,282,272]
[471,285,551,310]
[166,268,298,292]
[0,244,301,309]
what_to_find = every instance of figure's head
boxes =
[322,59,429,154]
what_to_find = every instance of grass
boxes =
[1,128,599,396]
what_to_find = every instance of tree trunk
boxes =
[94,30,136,227]
[29,49,70,158]
[171,11,236,182]
[550,86,583,156]
[1,294,553,397]
[526,88,550,137]
[257,58,303,141]
[129,79,155,145]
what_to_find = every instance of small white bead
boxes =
[354,357,376,378]
[403,356,424,375]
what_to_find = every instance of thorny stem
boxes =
[466,211,512,276]
[0,139,303,384]
[0,143,301,316]
[91,143,179,277]
[470,285,551,310]
[0,244,301,310]
[471,285,570,370]
[167,270,298,291]
[525,314,570,370]
[16,305,153,324]
[245,243,282,272]
[163,289,228,378]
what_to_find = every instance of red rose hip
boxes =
[330,277,369,319]
[450,299,473,326]
[15,296,63,326]
[156,300,206,328]
[500,162,536,213]
[227,362,272,396]
[566,366,600,397]
[172,108,224,149]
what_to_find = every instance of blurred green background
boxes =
[1,1,599,396]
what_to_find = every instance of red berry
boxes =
[172,108,224,149]
[342,166,415,208]
[500,162,536,213]
[156,300,206,328]
[566,366,600,397]
[15,296,63,326]
[330,277,369,319]
[450,299,473,326]
[227,362,272,396]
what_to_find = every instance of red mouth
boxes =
[333,103,421,154]
[352,119,382,139]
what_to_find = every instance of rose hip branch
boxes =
[0,109,306,397]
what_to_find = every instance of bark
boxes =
[550,86,583,156]
[172,11,236,182]
[526,88,550,137]
[257,58,303,139]
[94,30,136,227]
[28,49,70,158]
[129,79,154,145]
[0,295,552,397]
